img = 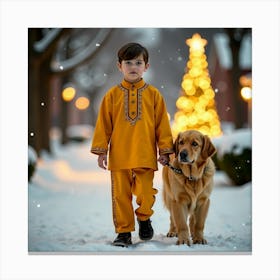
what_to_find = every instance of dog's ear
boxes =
[201,135,216,160]
[174,133,181,157]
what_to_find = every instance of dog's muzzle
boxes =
[179,150,194,164]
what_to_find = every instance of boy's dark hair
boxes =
[118,43,149,64]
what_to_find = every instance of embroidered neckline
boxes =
[118,81,148,126]
[121,78,145,90]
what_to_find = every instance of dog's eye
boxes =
[192,141,198,147]
[179,140,184,145]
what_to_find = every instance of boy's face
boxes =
[117,54,149,83]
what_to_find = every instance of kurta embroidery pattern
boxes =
[110,173,118,229]
[91,147,107,154]
[91,78,174,170]
[118,83,148,125]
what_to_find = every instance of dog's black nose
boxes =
[179,150,188,161]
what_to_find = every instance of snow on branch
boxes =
[33,28,63,53]
[50,29,111,73]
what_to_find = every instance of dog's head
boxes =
[174,130,216,164]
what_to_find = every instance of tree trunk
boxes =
[225,28,248,129]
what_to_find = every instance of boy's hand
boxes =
[158,154,170,166]
[97,154,107,170]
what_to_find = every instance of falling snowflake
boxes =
[96,43,100,47]
[30,132,35,137]
[214,88,219,93]
[59,65,64,70]
[41,102,45,106]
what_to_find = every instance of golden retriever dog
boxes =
[162,130,216,246]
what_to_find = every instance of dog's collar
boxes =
[166,162,183,175]
[166,162,196,181]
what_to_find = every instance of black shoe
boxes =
[112,232,132,247]
[138,219,154,241]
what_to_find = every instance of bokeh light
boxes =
[75,97,90,110]
[62,86,76,102]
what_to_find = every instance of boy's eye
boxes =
[124,60,144,66]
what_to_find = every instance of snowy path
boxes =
[28,139,251,254]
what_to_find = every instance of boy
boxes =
[91,42,174,247]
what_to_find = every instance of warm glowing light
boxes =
[176,96,188,110]
[181,79,193,91]
[198,78,210,89]
[240,87,252,101]
[186,33,207,51]
[171,33,222,138]
[75,97,90,110]
[189,67,202,77]
[239,74,252,87]
[185,87,196,96]
[62,86,76,102]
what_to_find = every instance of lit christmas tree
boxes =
[172,33,222,138]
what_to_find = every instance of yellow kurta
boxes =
[91,78,174,170]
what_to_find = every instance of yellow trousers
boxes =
[110,168,158,233]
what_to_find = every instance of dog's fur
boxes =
[162,130,216,245]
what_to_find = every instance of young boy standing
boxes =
[91,42,174,247]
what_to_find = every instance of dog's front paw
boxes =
[192,237,207,244]
[167,231,177,238]
[176,238,191,246]
[177,231,191,246]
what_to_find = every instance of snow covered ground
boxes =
[28,131,252,254]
